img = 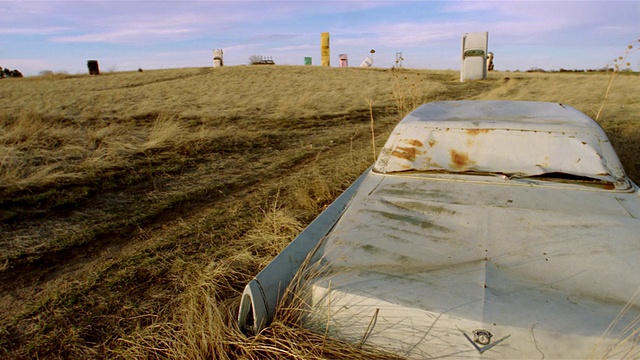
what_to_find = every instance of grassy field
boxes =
[0,65,639,359]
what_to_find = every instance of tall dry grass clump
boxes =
[596,37,640,121]
[142,113,185,152]
[390,69,452,118]
[115,194,399,360]
[0,110,86,190]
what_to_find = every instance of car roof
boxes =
[403,100,601,132]
[374,101,629,186]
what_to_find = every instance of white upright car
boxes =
[239,101,640,359]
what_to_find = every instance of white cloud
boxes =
[0,26,69,36]
[51,27,196,44]
[272,44,316,52]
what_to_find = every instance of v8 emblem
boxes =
[457,327,511,354]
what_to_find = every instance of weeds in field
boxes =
[114,192,399,360]
[596,37,640,121]
[143,113,184,152]
[366,97,377,163]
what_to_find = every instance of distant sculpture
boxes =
[460,32,488,82]
[339,54,348,68]
[249,55,275,65]
[87,60,100,75]
[213,49,224,67]
[487,52,495,71]
[360,57,374,67]
[321,32,330,67]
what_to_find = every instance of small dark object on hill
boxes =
[87,60,100,75]
[0,66,23,78]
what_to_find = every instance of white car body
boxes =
[239,101,640,359]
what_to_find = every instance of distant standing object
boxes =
[460,32,488,82]
[395,52,404,68]
[87,60,100,75]
[321,32,330,67]
[249,55,275,65]
[339,54,348,68]
[304,57,312,66]
[213,49,224,67]
[487,52,495,71]
[360,56,374,68]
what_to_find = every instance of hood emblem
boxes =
[473,329,493,345]
[457,327,511,354]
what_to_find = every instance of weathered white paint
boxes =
[375,101,627,186]
[239,101,640,359]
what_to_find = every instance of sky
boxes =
[1,1,639,77]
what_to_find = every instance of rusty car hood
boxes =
[302,171,640,358]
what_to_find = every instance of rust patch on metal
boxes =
[450,149,474,170]
[428,140,437,148]
[406,139,424,148]
[392,146,417,161]
[466,129,491,135]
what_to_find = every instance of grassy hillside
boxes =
[0,66,638,359]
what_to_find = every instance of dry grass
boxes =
[0,64,638,359]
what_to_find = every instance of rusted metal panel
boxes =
[239,101,640,358]
[375,101,628,186]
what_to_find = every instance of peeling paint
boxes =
[391,146,417,161]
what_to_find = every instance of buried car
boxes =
[238,100,640,358]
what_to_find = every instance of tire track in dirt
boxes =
[0,110,391,324]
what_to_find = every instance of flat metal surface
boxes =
[302,171,640,358]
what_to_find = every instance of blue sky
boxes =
[1,1,639,76]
